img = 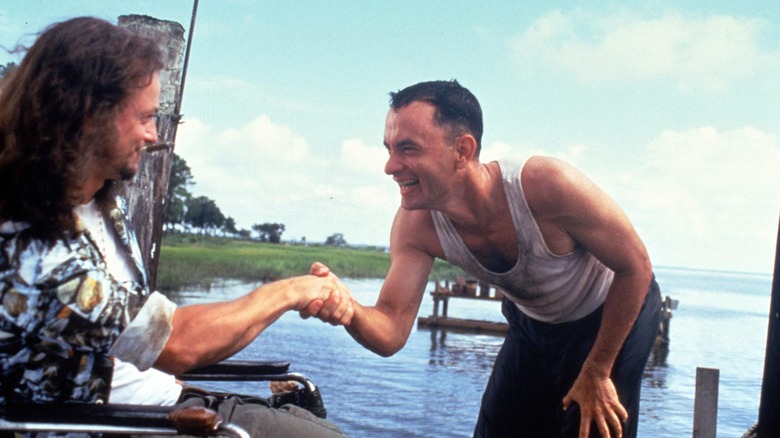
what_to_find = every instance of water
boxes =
[168,266,772,437]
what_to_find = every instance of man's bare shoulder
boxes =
[520,155,591,217]
[521,155,568,184]
[521,156,561,205]
[390,207,444,259]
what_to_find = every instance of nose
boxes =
[384,151,401,175]
[144,118,159,143]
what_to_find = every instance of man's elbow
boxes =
[351,327,408,358]
[637,257,653,284]
[613,258,654,299]
[373,340,406,358]
[615,253,653,280]
[155,341,201,375]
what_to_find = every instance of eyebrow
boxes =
[389,138,417,148]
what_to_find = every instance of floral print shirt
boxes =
[0,197,175,404]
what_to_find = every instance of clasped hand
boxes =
[299,262,355,326]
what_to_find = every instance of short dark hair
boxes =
[0,17,164,238]
[389,80,483,155]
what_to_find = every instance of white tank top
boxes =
[431,159,613,323]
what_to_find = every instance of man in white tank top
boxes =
[306,80,661,438]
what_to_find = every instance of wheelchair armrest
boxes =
[177,360,328,420]
[180,360,291,380]
[1,402,249,437]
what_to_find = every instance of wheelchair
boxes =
[0,360,327,437]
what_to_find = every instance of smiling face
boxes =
[107,73,160,181]
[384,101,460,211]
[79,73,161,203]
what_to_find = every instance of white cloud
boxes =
[173,115,398,246]
[606,126,778,273]
[481,141,527,163]
[339,138,387,176]
[480,126,779,273]
[511,10,777,90]
[481,140,588,167]
[188,115,321,183]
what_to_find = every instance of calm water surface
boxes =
[169,267,771,437]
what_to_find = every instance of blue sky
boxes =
[1,1,778,274]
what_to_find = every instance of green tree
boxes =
[0,62,16,92]
[252,223,285,243]
[185,196,225,235]
[325,233,347,247]
[222,216,238,236]
[0,62,16,79]
[164,153,194,231]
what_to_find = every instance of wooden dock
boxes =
[417,315,508,333]
[417,277,677,345]
[417,278,508,334]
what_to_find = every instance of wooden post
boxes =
[117,15,186,289]
[431,294,440,323]
[660,296,672,343]
[479,280,491,298]
[693,367,719,438]
[758,214,780,436]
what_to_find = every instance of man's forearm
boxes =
[345,303,412,358]
[582,270,652,376]
[155,273,347,374]
[154,287,285,374]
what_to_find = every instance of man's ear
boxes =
[454,134,478,169]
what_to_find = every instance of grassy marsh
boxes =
[157,233,464,290]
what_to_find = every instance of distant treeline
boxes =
[157,233,464,291]
[164,154,351,246]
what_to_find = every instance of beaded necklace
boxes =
[76,201,111,264]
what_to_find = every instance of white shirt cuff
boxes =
[108,291,177,371]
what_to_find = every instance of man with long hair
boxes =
[0,17,351,436]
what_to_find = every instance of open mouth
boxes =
[397,178,420,194]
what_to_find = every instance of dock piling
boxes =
[693,367,719,438]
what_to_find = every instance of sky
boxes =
[1,1,778,274]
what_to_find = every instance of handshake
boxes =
[291,262,356,327]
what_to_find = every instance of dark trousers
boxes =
[474,278,662,438]
[139,390,346,438]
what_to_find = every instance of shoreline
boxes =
[157,232,464,291]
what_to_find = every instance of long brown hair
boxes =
[0,17,163,238]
